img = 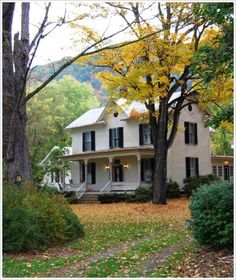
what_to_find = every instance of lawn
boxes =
[3,198,233,278]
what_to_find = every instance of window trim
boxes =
[184,122,198,145]
[82,131,95,151]
[139,124,153,146]
[109,127,123,149]
[186,157,199,177]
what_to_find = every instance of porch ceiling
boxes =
[59,146,154,161]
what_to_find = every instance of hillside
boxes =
[29,58,109,104]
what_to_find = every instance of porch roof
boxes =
[59,146,154,161]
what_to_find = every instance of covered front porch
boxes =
[60,146,154,199]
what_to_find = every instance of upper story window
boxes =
[186,157,199,177]
[184,122,198,145]
[109,127,123,149]
[139,124,153,145]
[82,131,95,152]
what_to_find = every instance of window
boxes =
[139,124,153,145]
[109,127,123,149]
[186,157,199,177]
[141,158,154,182]
[230,166,233,177]
[184,122,198,144]
[212,165,217,176]
[218,166,223,177]
[82,131,95,151]
[87,162,96,184]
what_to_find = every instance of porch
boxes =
[59,146,154,200]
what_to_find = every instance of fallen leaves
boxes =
[71,198,190,225]
[172,248,234,278]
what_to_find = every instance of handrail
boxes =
[100,180,112,194]
[76,181,87,200]
[64,183,80,192]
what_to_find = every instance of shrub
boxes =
[98,193,127,203]
[166,180,180,198]
[63,191,79,204]
[3,182,84,253]
[188,181,233,251]
[126,187,152,203]
[183,174,219,197]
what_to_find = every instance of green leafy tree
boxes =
[27,75,99,181]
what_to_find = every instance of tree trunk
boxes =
[152,98,168,204]
[3,3,32,183]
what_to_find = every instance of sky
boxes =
[13,2,133,66]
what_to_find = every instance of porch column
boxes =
[109,157,113,190]
[137,153,141,187]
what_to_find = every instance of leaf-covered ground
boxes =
[3,198,233,278]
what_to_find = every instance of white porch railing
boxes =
[76,181,87,200]
[100,180,112,194]
[64,183,80,192]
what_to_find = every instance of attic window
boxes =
[113,112,118,118]
[188,104,192,112]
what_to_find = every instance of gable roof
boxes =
[65,91,183,130]
[40,146,72,165]
[65,107,105,129]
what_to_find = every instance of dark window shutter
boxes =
[91,131,95,150]
[196,158,199,176]
[185,157,190,177]
[91,162,96,184]
[194,123,198,145]
[184,122,189,144]
[139,124,144,146]
[119,127,123,148]
[82,132,86,151]
[109,129,113,149]
[141,159,144,181]
[150,126,153,144]
[119,164,123,182]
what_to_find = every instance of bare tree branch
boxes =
[21,25,163,107]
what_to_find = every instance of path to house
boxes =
[42,233,192,277]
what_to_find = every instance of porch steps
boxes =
[79,192,100,203]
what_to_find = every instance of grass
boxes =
[3,198,192,278]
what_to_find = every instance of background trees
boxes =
[27,75,99,181]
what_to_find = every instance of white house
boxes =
[60,94,212,198]
[211,155,233,181]
[40,146,72,190]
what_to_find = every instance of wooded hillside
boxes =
[29,59,108,104]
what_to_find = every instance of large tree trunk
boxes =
[152,98,169,204]
[3,3,32,183]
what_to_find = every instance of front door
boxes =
[224,165,230,180]
[113,159,123,182]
